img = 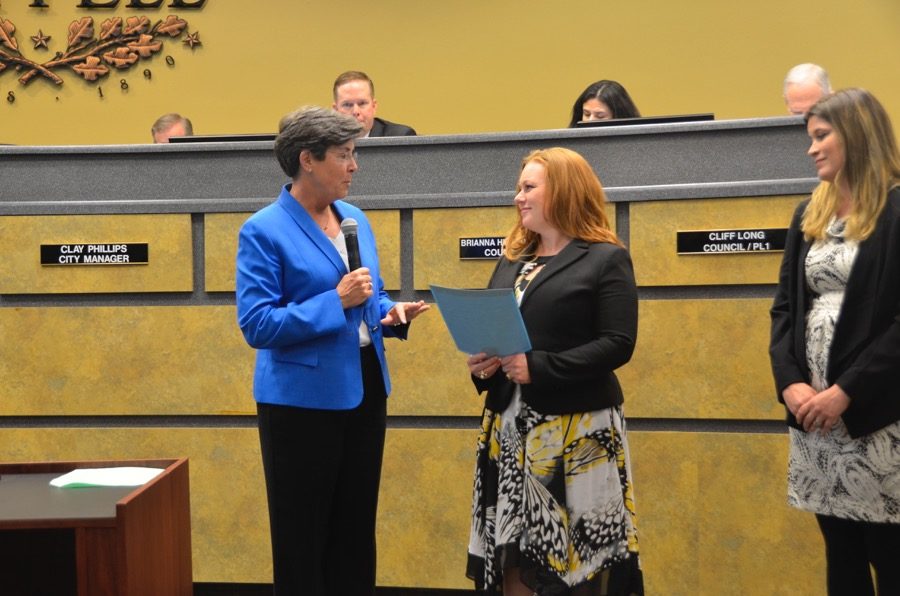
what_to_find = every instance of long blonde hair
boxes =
[802,88,900,241]
[504,147,621,261]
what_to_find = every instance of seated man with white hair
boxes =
[151,113,193,143]
[783,63,831,116]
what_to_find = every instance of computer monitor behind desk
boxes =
[168,133,276,143]
[575,113,714,127]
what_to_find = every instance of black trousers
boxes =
[816,514,900,596]
[257,345,387,596]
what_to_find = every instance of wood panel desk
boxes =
[0,458,191,596]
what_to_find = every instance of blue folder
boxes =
[430,285,532,357]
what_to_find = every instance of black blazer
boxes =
[770,188,900,438]
[369,117,416,137]
[473,240,638,415]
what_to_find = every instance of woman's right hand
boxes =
[337,267,373,308]
[782,382,816,416]
[467,353,501,381]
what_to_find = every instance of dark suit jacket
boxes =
[473,240,638,415]
[369,117,416,137]
[770,187,900,437]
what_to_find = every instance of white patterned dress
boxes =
[787,218,900,522]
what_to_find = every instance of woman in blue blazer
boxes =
[769,89,900,595]
[236,107,427,596]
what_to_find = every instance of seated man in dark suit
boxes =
[332,71,416,137]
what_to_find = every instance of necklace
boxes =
[519,255,553,276]
[312,210,332,231]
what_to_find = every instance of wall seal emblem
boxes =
[0,14,199,87]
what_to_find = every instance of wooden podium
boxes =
[0,458,192,596]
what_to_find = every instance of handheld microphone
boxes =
[340,218,361,271]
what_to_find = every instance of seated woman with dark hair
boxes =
[568,80,640,127]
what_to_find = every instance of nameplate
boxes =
[677,229,787,255]
[40,243,149,265]
[459,237,505,260]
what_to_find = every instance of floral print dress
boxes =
[788,218,900,522]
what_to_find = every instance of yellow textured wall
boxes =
[0,296,783,419]
[1,0,898,145]
[631,196,802,286]
[415,207,516,290]
[0,305,254,415]
[0,214,192,293]
[620,299,783,420]
[387,306,484,417]
[629,432,823,595]
[204,213,251,292]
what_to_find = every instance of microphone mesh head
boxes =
[340,218,358,235]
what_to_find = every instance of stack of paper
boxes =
[49,467,164,488]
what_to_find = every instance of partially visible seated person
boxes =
[783,63,832,116]
[332,71,416,137]
[151,113,193,143]
[568,79,640,127]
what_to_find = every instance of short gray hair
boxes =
[274,106,363,179]
[151,113,193,137]
[783,63,831,94]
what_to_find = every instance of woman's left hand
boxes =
[468,353,500,380]
[796,384,851,434]
[500,353,531,385]
[381,301,430,327]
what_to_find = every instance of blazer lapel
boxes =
[491,258,520,290]
[518,240,588,309]
[277,191,347,275]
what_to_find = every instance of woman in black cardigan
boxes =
[769,88,900,594]
[465,147,643,596]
